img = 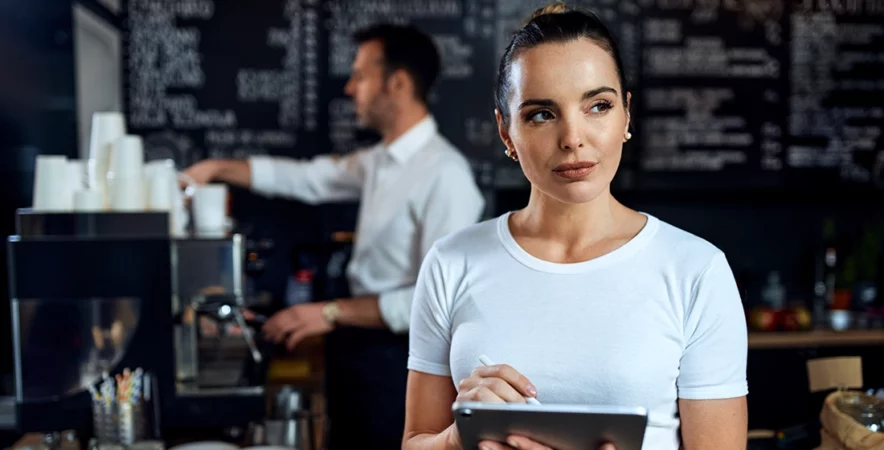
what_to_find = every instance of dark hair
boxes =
[495,3,628,126]
[354,24,441,104]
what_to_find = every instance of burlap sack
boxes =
[817,391,884,450]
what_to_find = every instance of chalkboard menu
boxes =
[122,0,884,192]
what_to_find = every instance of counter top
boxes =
[749,329,884,349]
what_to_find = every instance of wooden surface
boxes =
[749,329,884,349]
[11,433,41,449]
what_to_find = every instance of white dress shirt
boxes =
[248,116,485,332]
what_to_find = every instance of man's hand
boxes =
[182,160,220,185]
[262,302,332,350]
[181,159,252,188]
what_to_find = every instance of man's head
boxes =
[344,24,440,131]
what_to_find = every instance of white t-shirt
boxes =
[408,212,748,450]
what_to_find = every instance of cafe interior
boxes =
[1,0,883,449]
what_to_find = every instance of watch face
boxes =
[323,303,338,323]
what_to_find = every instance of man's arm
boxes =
[334,295,384,328]
[261,295,387,350]
[261,160,483,347]
[183,151,372,204]
[184,159,252,188]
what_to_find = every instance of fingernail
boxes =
[526,384,537,397]
[507,437,520,448]
[480,446,493,450]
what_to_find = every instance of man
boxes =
[184,24,484,448]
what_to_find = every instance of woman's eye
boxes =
[528,110,554,123]
[589,101,613,114]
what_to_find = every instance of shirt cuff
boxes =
[378,285,415,333]
[678,382,748,400]
[407,356,451,377]
[248,156,276,196]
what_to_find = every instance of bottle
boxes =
[814,220,838,324]
[285,269,314,306]
[761,271,786,310]
[40,432,60,450]
[60,431,80,450]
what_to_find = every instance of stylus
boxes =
[478,354,542,405]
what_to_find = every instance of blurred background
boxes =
[0,0,882,448]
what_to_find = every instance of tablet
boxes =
[452,401,648,450]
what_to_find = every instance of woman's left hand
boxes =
[478,436,616,450]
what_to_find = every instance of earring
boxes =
[624,131,632,141]
[504,148,519,162]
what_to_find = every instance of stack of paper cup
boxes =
[145,160,177,236]
[67,159,87,193]
[88,112,126,208]
[171,172,191,237]
[70,158,103,212]
[145,160,176,212]
[32,155,72,211]
[73,190,103,212]
[107,135,146,211]
[192,184,228,237]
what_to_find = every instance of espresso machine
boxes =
[7,210,270,435]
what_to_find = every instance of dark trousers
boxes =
[325,326,409,450]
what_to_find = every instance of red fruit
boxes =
[750,306,779,331]
[782,307,812,331]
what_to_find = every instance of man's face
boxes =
[344,40,395,130]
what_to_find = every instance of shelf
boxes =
[749,330,884,349]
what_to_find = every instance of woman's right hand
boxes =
[446,363,539,449]
[455,363,539,404]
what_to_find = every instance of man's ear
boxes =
[388,69,411,97]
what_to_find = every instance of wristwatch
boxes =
[321,301,341,325]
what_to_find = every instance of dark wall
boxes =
[119,0,884,194]
[0,0,79,390]
[117,0,884,312]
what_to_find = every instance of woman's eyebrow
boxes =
[518,86,618,110]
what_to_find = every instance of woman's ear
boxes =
[495,109,514,155]
[495,109,520,162]
[624,91,632,135]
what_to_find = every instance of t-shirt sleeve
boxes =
[677,251,749,400]
[407,245,454,377]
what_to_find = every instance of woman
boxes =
[402,3,748,450]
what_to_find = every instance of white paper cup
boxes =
[67,159,87,192]
[171,172,191,237]
[192,184,228,235]
[73,189,103,212]
[146,159,188,235]
[33,155,72,211]
[109,175,146,211]
[108,135,145,179]
[87,112,126,203]
[147,166,175,211]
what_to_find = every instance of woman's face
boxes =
[496,38,630,205]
